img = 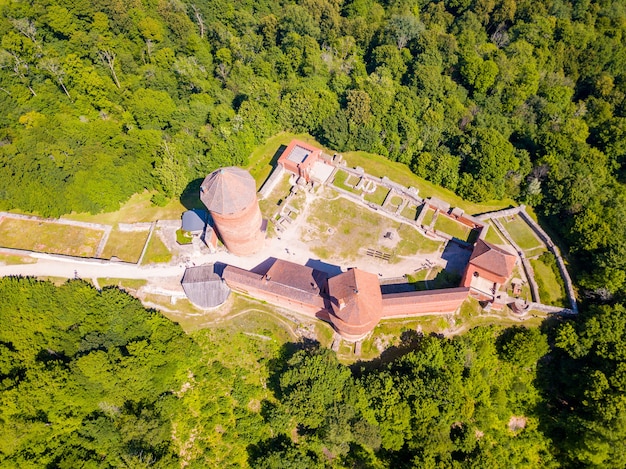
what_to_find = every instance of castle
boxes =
[182,143,519,341]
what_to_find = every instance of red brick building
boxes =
[381,287,470,318]
[327,268,383,341]
[461,239,517,294]
[278,140,322,182]
[200,167,265,256]
[223,259,328,317]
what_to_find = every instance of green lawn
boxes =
[401,204,418,220]
[434,215,472,242]
[484,222,506,245]
[0,253,37,265]
[421,208,435,227]
[98,278,148,290]
[100,228,149,262]
[501,215,544,252]
[531,253,567,307]
[0,218,103,257]
[141,232,172,264]
[394,225,443,259]
[332,169,361,194]
[364,185,389,205]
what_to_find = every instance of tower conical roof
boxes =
[200,167,257,215]
[327,268,382,338]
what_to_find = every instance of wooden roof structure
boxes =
[200,167,257,215]
[181,264,231,308]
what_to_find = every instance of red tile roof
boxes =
[327,268,382,338]
[200,167,257,215]
[468,239,516,279]
[223,261,327,308]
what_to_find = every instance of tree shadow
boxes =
[180,178,205,211]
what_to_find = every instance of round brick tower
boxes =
[200,167,264,256]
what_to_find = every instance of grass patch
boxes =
[394,225,443,258]
[62,190,188,224]
[259,172,293,220]
[303,190,439,262]
[531,253,567,307]
[141,232,172,264]
[341,150,515,214]
[364,185,389,206]
[401,204,418,221]
[411,266,461,290]
[332,170,361,195]
[421,208,435,227]
[98,278,148,290]
[0,253,37,265]
[483,221,506,245]
[501,215,544,252]
[0,218,103,257]
[434,215,472,241]
[390,195,403,207]
[176,229,193,245]
[100,228,149,262]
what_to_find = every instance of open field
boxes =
[332,169,361,194]
[501,215,545,252]
[100,228,149,263]
[394,225,443,258]
[364,185,390,205]
[401,203,418,220]
[303,191,441,262]
[421,208,435,227]
[434,215,472,242]
[0,218,103,257]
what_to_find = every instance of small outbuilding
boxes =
[181,209,208,234]
[181,264,230,309]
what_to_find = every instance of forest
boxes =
[2,277,626,468]
[1,0,626,466]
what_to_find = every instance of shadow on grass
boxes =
[180,178,205,211]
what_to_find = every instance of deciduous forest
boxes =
[1,0,625,466]
[2,277,626,467]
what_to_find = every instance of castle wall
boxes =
[381,287,469,317]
